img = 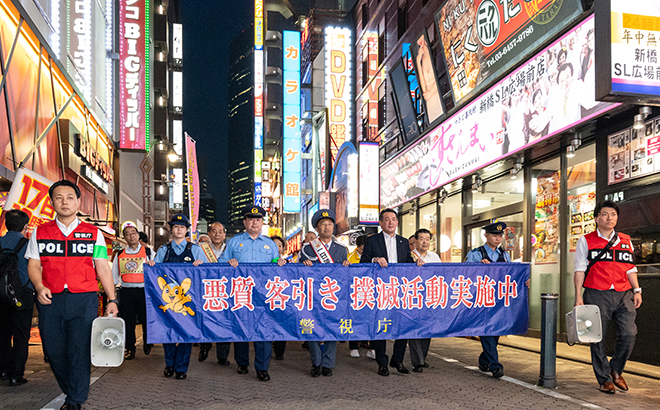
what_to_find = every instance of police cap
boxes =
[312,209,336,228]
[483,222,507,235]
[168,213,191,227]
[242,205,266,219]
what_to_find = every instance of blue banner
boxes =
[145,263,529,344]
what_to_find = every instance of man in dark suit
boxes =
[361,208,420,376]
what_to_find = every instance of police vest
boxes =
[117,246,151,283]
[36,220,101,293]
[584,231,635,291]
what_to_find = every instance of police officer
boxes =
[147,214,207,380]
[219,205,287,382]
[299,209,350,377]
[111,221,155,360]
[26,180,118,410]
[465,222,510,379]
[574,200,642,394]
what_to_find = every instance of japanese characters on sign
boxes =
[1,168,55,237]
[325,27,353,168]
[359,142,380,224]
[283,30,301,213]
[434,0,582,105]
[186,134,200,233]
[119,0,148,151]
[381,15,615,209]
[254,0,264,204]
[361,32,381,142]
[145,263,529,343]
[68,0,92,101]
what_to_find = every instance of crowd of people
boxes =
[0,178,643,408]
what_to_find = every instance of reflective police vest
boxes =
[36,220,101,293]
[117,246,149,283]
[584,231,635,291]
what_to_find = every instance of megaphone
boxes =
[566,304,602,346]
[91,314,126,367]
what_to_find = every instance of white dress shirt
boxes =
[25,218,105,261]
[383,232,398,263]
[413,249,441,263]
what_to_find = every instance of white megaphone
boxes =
[91,314,126,367]
[566,304,602,346]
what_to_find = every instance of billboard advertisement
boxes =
[381,15,616,209]
[608,116,660,185]
[325,27,352,168]
[411,31,444,123]
[1,168,55,237]
[596,0,660,103]
[390,59,420,143]
[283,31,301,213]
[359,142,380,224]
[119,0,149,151]
[435,0,582,105]
[254,1,264,204]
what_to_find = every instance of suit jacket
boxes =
[360,232,415,264]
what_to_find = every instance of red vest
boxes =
[584,231,635,291]
[36,220,101,293]
[117,246,147,283]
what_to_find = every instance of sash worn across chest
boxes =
[310,239,334,263]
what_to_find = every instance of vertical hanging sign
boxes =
[186,133,200,234]
[119,0,149,151]
[254,0,264,205]
[283,30,301,213]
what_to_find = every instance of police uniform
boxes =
[154,214,207,379]
[299,209,348,376]
[218,206,280,379]
[465,222,511,378]
[24,218,109,406]
[111,222,155,359]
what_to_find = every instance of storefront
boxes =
[378,11,660,365]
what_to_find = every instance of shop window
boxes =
[401,208,416,241]
[470,173,524,214]
[439,192,462,262]
[419,203,436,252]
[530,157,561,329]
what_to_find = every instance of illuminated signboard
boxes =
[362,32,381,141]
[325,27,352,168]
[173,23,183,61]
[172,168,183,209]
[411,31,444,123]
[596,0,660,103]
[68,0,92,101]
[173,71,183,114]
[283,30,301,213]
[254,0,264,204]
[434,0,582,105]
[173,120,183,155]
[119,0,149,151]
[359,142,380,224]
[381,15,617,208]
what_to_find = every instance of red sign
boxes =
[648,135,660,156]
[286,232,302,255]
[119,0,147,150]
[1,168,55,237]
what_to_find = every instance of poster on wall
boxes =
[608,115,660,185]
[608,129,631,184]
[1,168,55,237]
[568,191,596,252]
[434,0,582,104]
[534,171,559,264]
[411,31,444,123]
[381,15,615,209]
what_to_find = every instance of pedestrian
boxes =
[198,222,231,365]
[219,205,287,381]
[0,209,32,386]
[347,234,366,264]
[26,180,118,410]
[270,235,288,361]
[360,208,422,376]
[299,209,350,377]
[147,213,207,380]
[111,221,155,360]
[408,228,441,372]
[573,200,642,394]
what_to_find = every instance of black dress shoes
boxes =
[237,365,249,374]
[257,370,270,381]
[275,354,284,360]
[164,366,174,378]
[412,365,423,373]
[217,359,230,366]
[422,362,429,368]
[175,372,187,379]
[311,365,321,377]
[60,403,81,410]
[378,366,389,376]
[301,341,309,350]
[479,364,490,372]
[198,348,209,362]
[124,350,135,360]
[390,362,410,374]
[321,367,333,377]
[492,368,504,379]
[9,377,28,386]
[143,344,152,355]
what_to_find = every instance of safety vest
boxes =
[36,220,100,293]
[584,231,635,291]
[117,246,149,283]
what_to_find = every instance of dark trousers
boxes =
[0,293,34,378]
[39,292,97,406]
[119,287,147,353]
[163,343,192,372]
[409,338,431,367]
[372,339,407,368]
[583,288,637,385]
[199,342,230,360]
[234,341,271,371]
[273,341,286,357]
[479,336,502,372]
[348,340,367,350]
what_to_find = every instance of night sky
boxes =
[181,1,252,224]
